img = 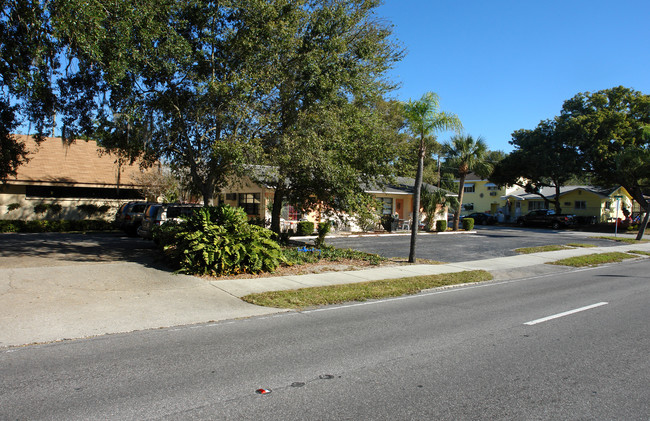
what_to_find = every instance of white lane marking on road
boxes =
[524,302,608,326]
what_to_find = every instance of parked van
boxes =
[137,203,202,239]
[114,201,154,237]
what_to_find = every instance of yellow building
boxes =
[503,185,633,223]
[454,173,519,217]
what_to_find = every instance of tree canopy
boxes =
[490,118,582,213]
[1,0,59,180]
[2,0,404,215]
[252,0,404,233]
[559,86,650,237]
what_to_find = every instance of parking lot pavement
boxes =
[0,233,287,347]
[306,226,636,262]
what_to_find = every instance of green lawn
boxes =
[548,252,637,267]
[242,270,492,309]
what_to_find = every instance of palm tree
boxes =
[403,92,462,263]
[420,186,458,231]
[444,134,492,230]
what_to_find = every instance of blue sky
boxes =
[375,0,650,152]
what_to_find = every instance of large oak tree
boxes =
[559,86,650,239]
[490,118,582,213]
[254,0,404,234]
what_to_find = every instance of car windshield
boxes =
[167,206,199,219]
[145,206,161,217]
[131,204,148,213]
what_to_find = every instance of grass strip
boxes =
[628,250,650,256]
[594,236,648,244]
[565,243,597,248]
[241,270,492,309]
[283,246,385,266]
[548,252,636,267]
[515,245,572,254]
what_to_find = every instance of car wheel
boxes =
[551,222,560,230]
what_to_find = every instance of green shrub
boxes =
[0,220,21,232]
[296,221,315,236]
[462,218,474,231]
[248,217,268,227]
[0,219,113,233]
[155,205,284,276]
[282,245,384,266]
[277,231,292,245]
[380,214,395,232]
[315,221,331,248]
[436,220,447,232]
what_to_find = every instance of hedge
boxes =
[462,218,474,231]
[0,220,114,233]
[296,221,315,236]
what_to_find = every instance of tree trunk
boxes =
[636,210,649,241]
[202,176,215,206]
[554,184,562,214]
[624,185,649,241]
[453,174,466,231]
[408,140,425,263]
[202,189,214,207]
[270,187,285,235]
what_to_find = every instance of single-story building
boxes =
[220,167,452,232]
[502,185,633,223]
[0,135,153,220]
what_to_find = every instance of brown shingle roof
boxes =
[9,135,149,187]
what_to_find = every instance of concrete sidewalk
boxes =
[209,242,650,296]
[2,241,649,348]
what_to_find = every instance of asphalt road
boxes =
[2,259,648,420]
[322,226,623,262]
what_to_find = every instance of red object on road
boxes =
[256,388,272,395]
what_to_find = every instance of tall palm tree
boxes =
[403,92,462,263]
[444,134,492,230]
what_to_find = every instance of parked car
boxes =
[516,209,576,229]
[137,203,202,239]
[461,212,497,225]
[114,201,153,236]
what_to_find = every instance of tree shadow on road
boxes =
[0,232,172,270]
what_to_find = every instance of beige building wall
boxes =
[2,135,153,221]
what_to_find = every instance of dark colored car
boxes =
[516,209,576,229]
[462,212,497,225]
[114,201,154,236]
[137,203,202,240]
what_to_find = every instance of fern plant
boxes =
[155,205,284,276]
